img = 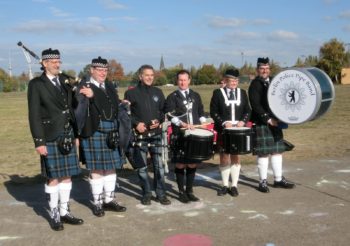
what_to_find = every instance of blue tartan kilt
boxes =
[81,121,122,170]
[41,141,80,179]
[253,125,285,156]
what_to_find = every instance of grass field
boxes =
[1,84,349,185]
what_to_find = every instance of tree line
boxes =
[1,38,349,92]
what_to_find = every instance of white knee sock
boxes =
[230,164,241,187]
[271,154,283,182]
[257,157,269,181]
[89,178,104,205]
[103,173,117,203]
[58,182,72,216]
[45,184,59,211]
[219,165,231,187]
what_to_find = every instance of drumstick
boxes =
[180,123,211,130]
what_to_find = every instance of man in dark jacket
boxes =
[165,69,208,203]
[248,57,295,193]
[124,65,171,206]
[27,48,83,231]
[75,57,126,217]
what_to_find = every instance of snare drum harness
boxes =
[220,88,241,125]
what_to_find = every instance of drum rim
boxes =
[182,128,214,136]
[224,127,251,130]
[268,67,330,124]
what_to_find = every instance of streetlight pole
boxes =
[241,52,244,67]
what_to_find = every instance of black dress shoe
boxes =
[92,204,105,217]
[179,192,190,203]
[229,187,239,197]
[273,176,295,189]
[103,200,127,212]
[258,179,270,193]
[156,196,171,205]
[49,218,64,231]
[141,194,152,205]
[61,213,84,225]
[217,186,229,196]
[186,193,200,202]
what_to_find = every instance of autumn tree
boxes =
[107,59,124,82]
[317,38,348,84]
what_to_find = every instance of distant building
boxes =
[159,55,165,71]
[341,68,350,84]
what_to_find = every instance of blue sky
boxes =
[0,0,349,76]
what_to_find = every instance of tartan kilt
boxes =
[81,121,122,170]
[41,141,80,179]
[253,125,285,156]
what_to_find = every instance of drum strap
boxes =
[220,88,241,123]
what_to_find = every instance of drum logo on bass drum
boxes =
[268,69,318,124]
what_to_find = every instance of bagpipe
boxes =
[17,41,82,90]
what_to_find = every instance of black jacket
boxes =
[164,89,205,125]
[248,76,275,125]
[210,87,251,133]
[124,82,165,135]
[75,80,119,138]
[27,73,77,147]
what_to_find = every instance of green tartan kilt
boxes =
[253,125,285,156]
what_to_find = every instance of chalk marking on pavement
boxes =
[277,210,295,215]
[316,179,338,186]
[334,169,350,173]
[240,210,257,214]
[137,201,206,215]
[0,236,20,241]
[195,172,220,183]
[309,212,328,218]
[248,214,268,220]
[184,211,200,217]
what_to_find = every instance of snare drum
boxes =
[222,127,252,155]
[178,128,214,161]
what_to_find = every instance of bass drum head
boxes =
[267,67,335,124]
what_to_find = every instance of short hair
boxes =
[138,64,154,75]
[176,69,191,80]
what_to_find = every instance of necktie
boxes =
[185,91,190,102]
[99,83,106,92]
[52,77,61,91]
[229,89,235,100]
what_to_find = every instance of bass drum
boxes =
[267,67,335,124]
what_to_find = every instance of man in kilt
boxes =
[210,69,251,197]
[248,57,295,193]
[27,48,84,231]
[75,57,126,217]
[165,69,207,203]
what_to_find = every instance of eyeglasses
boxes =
[94,67,108,73]
[47,60,62,65]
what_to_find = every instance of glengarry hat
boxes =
[41,48,60,60]
[257,57,270,67]
[224,68,239,79]
[91,56,108,68]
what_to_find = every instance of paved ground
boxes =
[0,155,350,246]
